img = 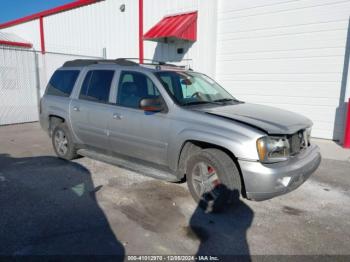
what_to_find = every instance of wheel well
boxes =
[177,140,247,197]
[48,115,65,136]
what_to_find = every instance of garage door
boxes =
[215,0,350,140]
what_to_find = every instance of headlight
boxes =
[305,127,312,146]
[256,136,290,163]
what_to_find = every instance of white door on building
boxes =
[215,0,350,140]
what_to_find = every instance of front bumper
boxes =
[239,144,321,201]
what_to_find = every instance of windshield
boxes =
[154,71,237,106]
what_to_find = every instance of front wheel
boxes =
[52,123,78,160]
[186,148,242,212]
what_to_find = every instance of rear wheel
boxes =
[52,123,78,160]
[186,148,242,212]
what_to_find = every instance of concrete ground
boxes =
[312,138,350,162]
[0,122,350,258]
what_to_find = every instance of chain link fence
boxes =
[0,47,101,125]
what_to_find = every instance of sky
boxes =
[0,0,75,23]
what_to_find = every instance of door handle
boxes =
[113,113,123,120]
[73,106,80,112]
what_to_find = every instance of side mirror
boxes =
[139,97,164,112]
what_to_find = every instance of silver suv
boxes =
[40,58,321,211]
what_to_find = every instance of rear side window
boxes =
[79,70,114,103]
[46,70,80,97]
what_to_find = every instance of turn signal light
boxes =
[256,138,266,161]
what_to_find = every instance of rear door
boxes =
[107,70,170,166]
[70,69,116,149]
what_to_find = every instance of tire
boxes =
[52,123,78,160]
[186,148,242,212]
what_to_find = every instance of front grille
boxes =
[288,130,308,155]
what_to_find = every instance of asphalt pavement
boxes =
[0,122,349,259]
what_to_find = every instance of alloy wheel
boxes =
[191,161,221,200]
[54,129,68,156]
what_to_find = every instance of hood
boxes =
[195,103,312,135]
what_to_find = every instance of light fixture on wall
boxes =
[120,4,125,12]
[177,48,184,54]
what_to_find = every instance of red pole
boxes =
[138,0,144,64]
[39,16,45,54]
[344,98,350,148]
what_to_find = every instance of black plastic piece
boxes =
[62,58,138,67]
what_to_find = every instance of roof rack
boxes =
[62,58,139,67]
[140,59,192,70]
[121,58,181,67]
[62,57,192,70]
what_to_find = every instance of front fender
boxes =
[167,128,261,171]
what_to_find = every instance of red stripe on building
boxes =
[0,0,100,29]
[0,40,32,48]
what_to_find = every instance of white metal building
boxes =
[0,0,349,141]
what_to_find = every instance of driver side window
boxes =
[117,71,160,109]
[181,81,197,98]
[180,77,217,98]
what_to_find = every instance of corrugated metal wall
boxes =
[44,0,139,58]
[1,1,139,58]
[215,0,350,140]
[0,0,218,77]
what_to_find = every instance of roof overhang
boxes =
[0,0,101,29]
[143,11,197,43]
[0,32,32,48]
[0,40,32,48]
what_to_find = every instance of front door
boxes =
[107,70,170,166]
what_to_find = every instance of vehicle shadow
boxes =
[189,187,254,260]
[0,153,124,258]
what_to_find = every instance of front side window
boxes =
[155,71,236,106]
[117,71,160,109]
[46,70,80,97]
[79,70,114,103]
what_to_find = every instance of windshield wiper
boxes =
[213,98,240,103]
[183,100,223,106]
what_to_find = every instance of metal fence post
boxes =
[102,47,107,59]
[34,52,41,115]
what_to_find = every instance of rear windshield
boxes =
[46,70,80,97]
